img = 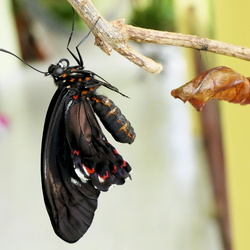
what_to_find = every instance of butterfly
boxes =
[0,12,135,243]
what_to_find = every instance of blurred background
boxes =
[0,0,249,249]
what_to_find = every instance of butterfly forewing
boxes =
[41,88,100,243]
[41,85,133,242]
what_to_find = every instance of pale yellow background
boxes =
[216,1,250,250]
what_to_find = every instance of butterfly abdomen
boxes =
[91,95,136,144]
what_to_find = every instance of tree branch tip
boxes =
[151,63,163,74]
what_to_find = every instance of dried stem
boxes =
[67,0,250,74]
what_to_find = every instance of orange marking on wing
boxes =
[85,76,91,81]
[73,95,79,99]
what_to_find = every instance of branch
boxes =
[68,0,250,74]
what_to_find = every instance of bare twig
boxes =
[68,0,250,74]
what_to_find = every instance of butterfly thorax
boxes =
[48,58,100,93]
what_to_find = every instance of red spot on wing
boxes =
[112,165,118,173]
[113,148,119,155]
[73,149,80,156]
[121,161,127,168]
[100,171,109,180]
[85,166,95,174]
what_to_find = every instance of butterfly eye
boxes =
[53,67,64,76]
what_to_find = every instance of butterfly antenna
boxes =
[67,10,82,66]
[75,17,100,63]
[0,48,47,74]
[67,9,100,67]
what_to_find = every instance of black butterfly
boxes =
[1,14,135,243]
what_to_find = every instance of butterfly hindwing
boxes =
[65,90,132,192]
